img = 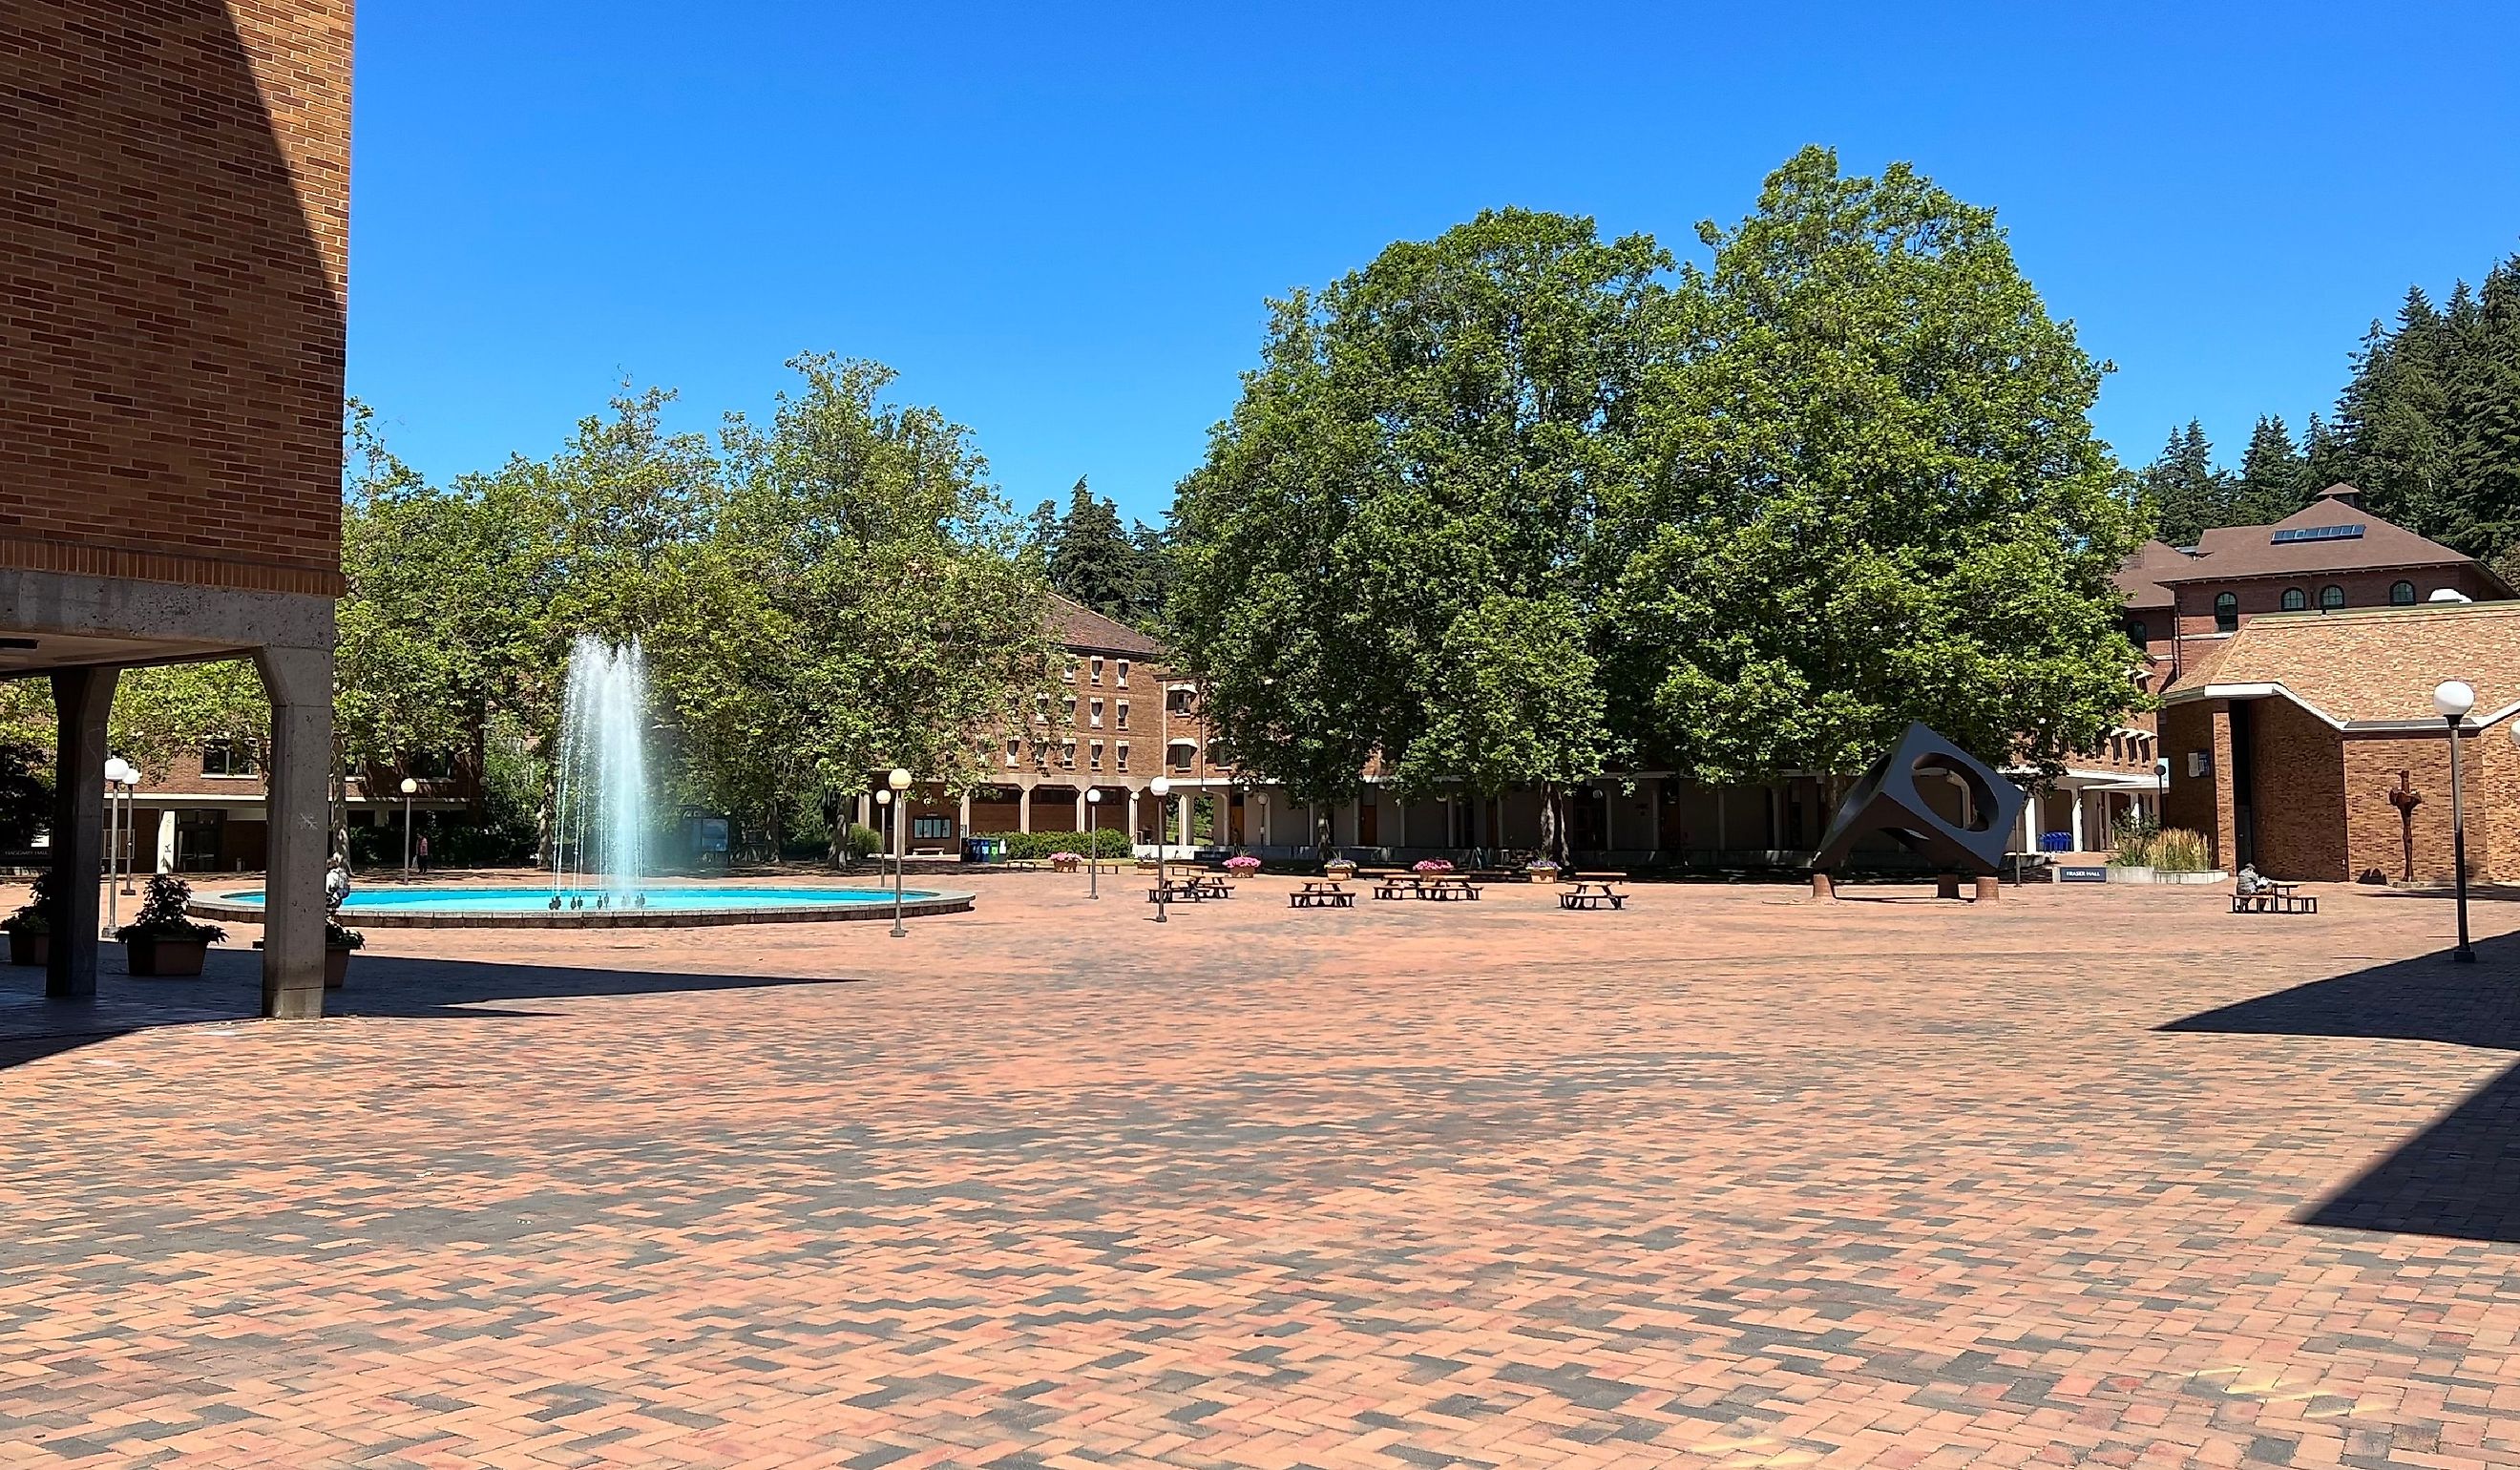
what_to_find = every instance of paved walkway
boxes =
[2,873,2515,1467]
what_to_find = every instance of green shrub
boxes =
[2150,828,2212,872]
[846,823,885,859]
[2112,811,2160,867]
[991,829,1132,860]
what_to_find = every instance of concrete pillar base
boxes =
[1936,872,1963,900]
[1973,874,2001,902]
[1810,872,1835,900]
[256,645,333,1020]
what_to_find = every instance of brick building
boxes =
[2161,602,2520,882]
[1,0,352,1016]
[112,745,476,875]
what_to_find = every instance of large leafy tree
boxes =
[1168,207,1670,840]
[1606,147,2145,781]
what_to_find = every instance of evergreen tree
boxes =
[2140,421,2236,546]
[2235,414,2309,524]
[1031,477,1168,627]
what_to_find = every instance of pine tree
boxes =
[2141,420,2236,546]
[1035,477,1166,627]
[2235,414,2309,524]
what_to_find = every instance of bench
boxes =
[1559,881,1627,911]
[1290,880,1354,909]
[2233,881,2317,914]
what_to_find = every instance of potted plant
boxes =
[1049,850,1083,873]
[115,872,225,977]
[1223,854,1262,877]
[2146,827,2227,885]
[1412,858,1455,875]
[1524,857,1564,884]
[4,868,56,967]
[1323,853,1358,881]
[325,919,364,990]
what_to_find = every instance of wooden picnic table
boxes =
[1558,880,1627,911]
[1290,879,1354,909]
[1374,872,1482,900]
[2232,879,2316,914]
[1147,876,1228,904]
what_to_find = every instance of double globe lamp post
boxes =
[2433,680,2478,964]
[1085,788,1102,900]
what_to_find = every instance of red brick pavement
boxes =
[1,872,2516,1468]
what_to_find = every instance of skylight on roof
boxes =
[2270,523,2365,544]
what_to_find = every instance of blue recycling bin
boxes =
[961,835,1009,863]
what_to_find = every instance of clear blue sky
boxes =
[348,2,2520,522]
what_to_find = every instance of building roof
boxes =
[2171,601,2520,727]
[2112,539,2190,611]
[1045,593,1170,660]
[2152,485,2479,586]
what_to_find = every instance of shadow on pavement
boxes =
[0,946,866,1067]
[2160,930,2520,1243]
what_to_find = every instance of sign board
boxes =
[691,817,728,854]
[2057,865,2109,884]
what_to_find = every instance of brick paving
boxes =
[2,872,2516,1468]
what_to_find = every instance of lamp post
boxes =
[400,776,419,875]
[1085,788,1102,900]
[1149,775,1172,923]
[101,757,135,934]
[2434,681,2477,962]
[887,767,912,938]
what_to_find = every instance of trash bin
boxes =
[962,835,1009,864]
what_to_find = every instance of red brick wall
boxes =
[0,0,352,598]
[2172,566,2503,641]
[2340,733,2498,884]
[2158,702,2220,848]
[2246,697,2346,881]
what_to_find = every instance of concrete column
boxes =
[1075,788,1087,831]
[1714,787,1728,853]
[1602,786,1617,853]
[46,666,116,1000]
[2068,788,2087,852]
[854,792,871,830]
[1175,794,1191,850]
[958,789,972,838]
[1018,785,1033,833]
[1124,788,1140,843]
[256,645,332,1020]
[156,808,177,873]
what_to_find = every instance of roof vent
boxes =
[2270,523,2364,544]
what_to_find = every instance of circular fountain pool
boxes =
[190,884,977,929]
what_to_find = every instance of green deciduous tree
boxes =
[1168,207,1670,836]
[1607,147,2145,782]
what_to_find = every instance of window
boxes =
[1034,692,1049,724]
[2280,588,2305,612]
[200,739,257,777]
[1062,659,1077,683]
[1089,740,1103,771]
[1116,742,1130,772]
[2391,580,2416,605]
[2128,619,2148,646]
[1116,700,1129,730]
[2214,593,2238,633]
[914,815,951,840]
[1166,740,1195,771]
[1116,660,1130,687]
[1004,737,1020,767]
[1089,698,1104,729]
[1060,740,1077,770]
[2320,584,2345,610]
[1063,696,1078,724]
[1090,657,1104,685]
[1166,686,1194,714]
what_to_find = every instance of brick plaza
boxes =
[2,873,2516,1468]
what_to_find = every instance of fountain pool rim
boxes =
[189,884,978,930]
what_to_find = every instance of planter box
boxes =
[7,931,48,967]
[2154,869,2230,886]
[325,947,352,990]
[2105,865,2156,884]
[124,935,210,977]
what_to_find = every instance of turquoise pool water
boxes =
[215,885,934,915]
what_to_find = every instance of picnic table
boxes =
[1289,879,1354,909]
[2232,878,2316,914]
[1373,873,1482,901]
[1147,875,1230,905]
[1558,880,1627,911]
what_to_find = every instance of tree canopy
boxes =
[1169,149,2147,807]
[1028,478,1169,628]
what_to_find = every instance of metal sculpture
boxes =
[1811,724,2023,882]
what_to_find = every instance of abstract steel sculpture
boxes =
[1811,724,2024,892]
